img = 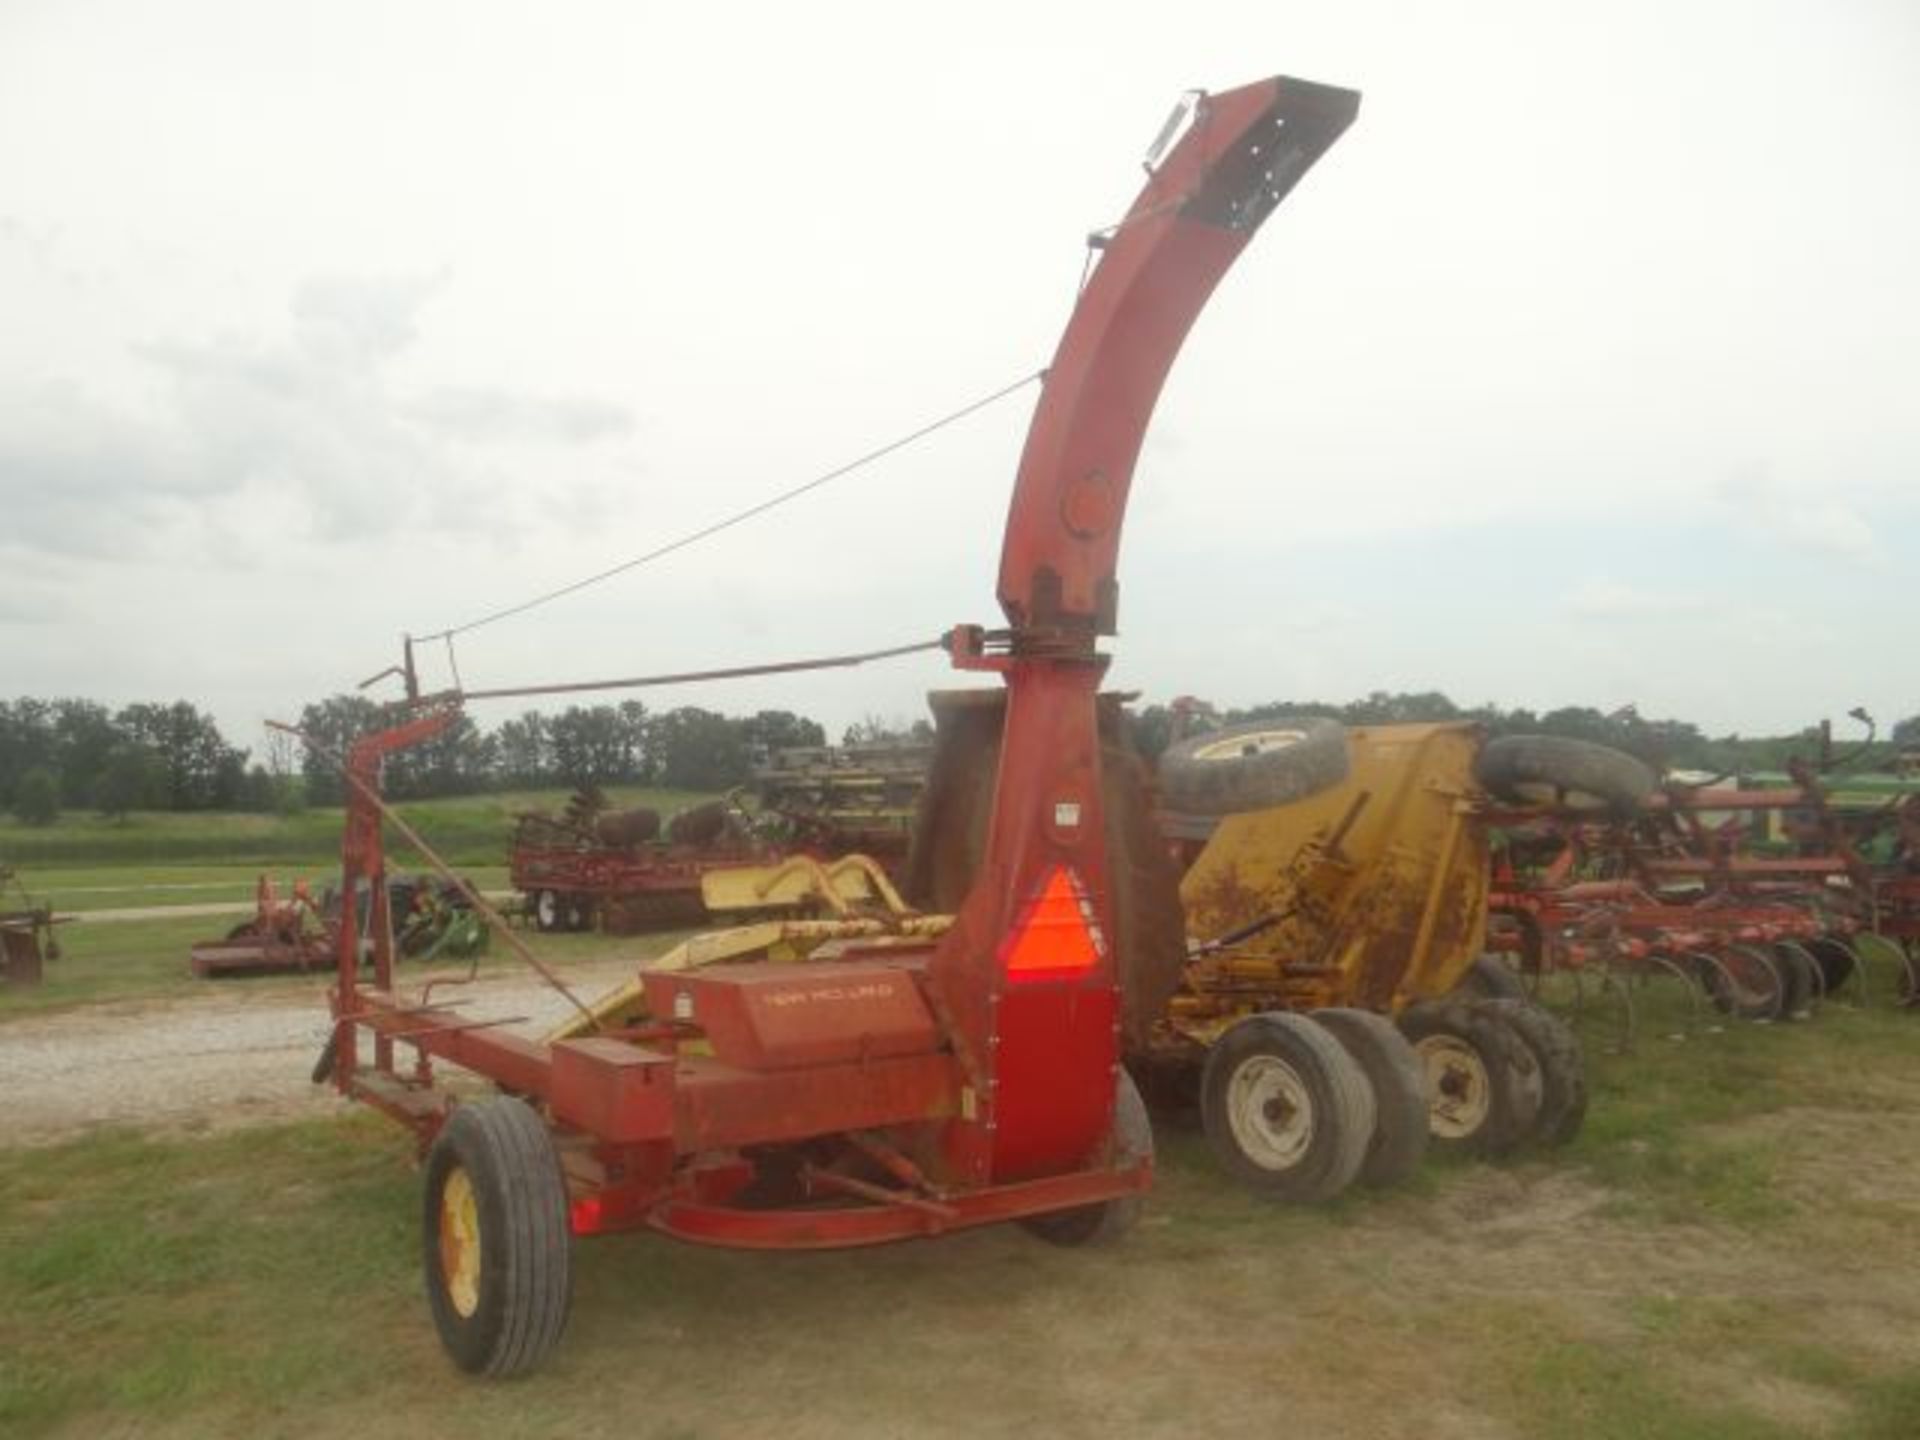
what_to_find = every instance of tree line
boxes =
[0,695,832,825]
[4,690,1912,826]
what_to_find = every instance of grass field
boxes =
[3,998,1920,1439]
[0,788,709,1021]
[5,810,1920,1436]
[0,786,716,868]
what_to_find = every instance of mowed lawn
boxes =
[4,992,1920,1440]
[0,789,711,1018]
[0,786,717,869]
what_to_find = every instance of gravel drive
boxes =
[0,956,642,1145]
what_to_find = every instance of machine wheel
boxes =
[532,889,564,934]
[1474,999,1588,1146]
[563,895,595,934]
[1158,717,1349,816]
[1023,1070,1153,1246]
[1310,1008,1429,1187]
[1397,1000,1542,1157]
[1696,946,1784,1022]
[1199,1012,1374,1203]
[1455,954,1529,1002]
[1474,735,1655,815]
[423,1098,573,1377]
[1767,942,1816,1019]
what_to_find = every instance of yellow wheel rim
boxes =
[439,1166,482,1318]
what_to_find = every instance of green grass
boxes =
[5,1025,1920,1440]
[0,786,715,868]
[6,960,1920,1435]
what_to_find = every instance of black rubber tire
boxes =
[903,697,1187,1055]
[1804,936,1857,996]
[1473,998,1588,1146]
[1199,1012,1374,1203]
[667,800,729,847]
[1158,717,1349,816]
[1310,1008,1430,1187]
[1696,946,1784,1022]
[423,1099,573,1377]
[1396,1000,1543,1157]
[1768,942,1817,1020]
[532,889,563,935]
[1455,954,1529,1002]
[1022,1070,1152,1246]
[1474,735,1655,815]
[563,895,594,935]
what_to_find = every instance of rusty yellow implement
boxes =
[1170,722,1488,1045]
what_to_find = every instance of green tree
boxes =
[94,744,168,820]
[13,765,60,826]
[294,695,384,805]
[738,709,826,761]
[548,705,644,787]
[387,712,494,799]
[651,707,749,790]
[0,698,57,808]
[114,701,249,810]
[51,699,119,808]
[493,711,551,786]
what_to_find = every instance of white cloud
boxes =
[1562,580,1708,621]
[1714,462,1882,563]
[0,272,639,559]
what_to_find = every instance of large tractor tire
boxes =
[532,889,565,935]
[1158,717,1349,816]
[1474,735,1655,815]
[1310,1007,1430,1187]
[1454,954,1529,1002]
[1199,1012,1375,1203]
[423,1098,573,1377]
[903,694,1187,1054]
[667,800,730,848]
[1396,999,1542,1157]
[1474,998,1588,1147]
[1023,1070,1153,1247]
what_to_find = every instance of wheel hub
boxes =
[1225,1054,1315,1170]
[1416,1035,1491,1139]
[1192,728,1307,764]
[439,1165,482,1319]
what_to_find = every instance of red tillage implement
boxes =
[321,75,1359,1375]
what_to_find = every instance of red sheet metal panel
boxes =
[549,1038,676,1144]
[671,1052,960,1151]
[645,961,941,1070]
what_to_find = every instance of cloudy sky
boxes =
[3,0,1915,755]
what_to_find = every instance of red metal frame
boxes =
[328,76,1361,1248]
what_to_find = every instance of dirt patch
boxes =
[0,955,642,1145]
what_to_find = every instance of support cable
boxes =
[412,368,1044,644]
[427,635,947,707]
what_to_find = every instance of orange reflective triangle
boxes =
[998,865,1104,983]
